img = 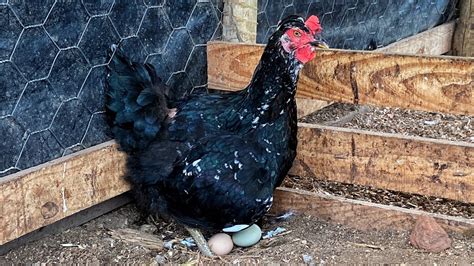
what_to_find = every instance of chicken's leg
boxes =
[184,226,214,257]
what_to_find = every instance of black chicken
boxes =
[106,15,327,256]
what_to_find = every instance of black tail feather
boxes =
[106,48,169,151]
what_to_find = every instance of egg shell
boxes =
[208,233,233,255]
[232,224,262,247]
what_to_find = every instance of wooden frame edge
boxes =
[2,121,472,245]
[0,141,130,245]
[291,122,474,203]
[377,21,455,55]
[273,187,473,234]
[207,41,474,116]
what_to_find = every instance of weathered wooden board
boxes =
[377,21,455,55]
[453,0,474,57]
[2,126,472,245]
[0,141,130,245]
[0,103,330,245]
[272,187,473,234]
[295,98,330,118]
[0,194,131,255]
[222,0,257,43]
[207,42,474,115]
[290,123,474,203]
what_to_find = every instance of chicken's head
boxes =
[276,15,328,64]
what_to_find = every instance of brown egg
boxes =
[208,233,233,255]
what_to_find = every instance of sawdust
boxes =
[283,176,473,219]
[299,103,474,143]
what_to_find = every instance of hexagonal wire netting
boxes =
[257,0,458,49]
[0,0,459,177]
[0,0,224,177]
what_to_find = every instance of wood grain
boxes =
[1,132,472,244]
[453,0,474,57]
[272,187,473,234]
[0,141,130,245]
[0,194,131,255]
[295,98,331,118]
[290,123,474,203]
[222,0,258,43]
[207,42,474,115]
[377,22,455,55]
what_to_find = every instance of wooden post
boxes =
[453,0,474,56]
[222,0,258,43]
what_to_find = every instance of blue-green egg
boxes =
[232,224,262,247]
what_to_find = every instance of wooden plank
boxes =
[289,123,474,203]
[1,129,472,245]
[1,111,471,243]
[222,0,257,43]
[377,21,455,55]
[207,42,474,115]
[453,0,474,57]
[296,98,330,118]
[272,187,473,235]
[0,141,130,245]
[0,194,131,255]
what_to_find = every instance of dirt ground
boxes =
[1,204,472,264]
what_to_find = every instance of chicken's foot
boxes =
[184,226,214,257]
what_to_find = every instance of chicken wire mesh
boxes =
[0,0,460,178]
[257,0,458,50]
[0,0,224,178]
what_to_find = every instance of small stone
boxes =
[423,120,439,126]
[155,255,166,264]
[409,216,452,252]
[103,237,115,248]
[302,254,313,264]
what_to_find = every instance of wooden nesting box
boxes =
[206,39,473,234]
[1,22,473,248]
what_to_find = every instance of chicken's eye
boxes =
[294,31,301,38]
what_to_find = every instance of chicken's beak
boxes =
[310,39,329,49]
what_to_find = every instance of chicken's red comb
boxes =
[305,15,322,34]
